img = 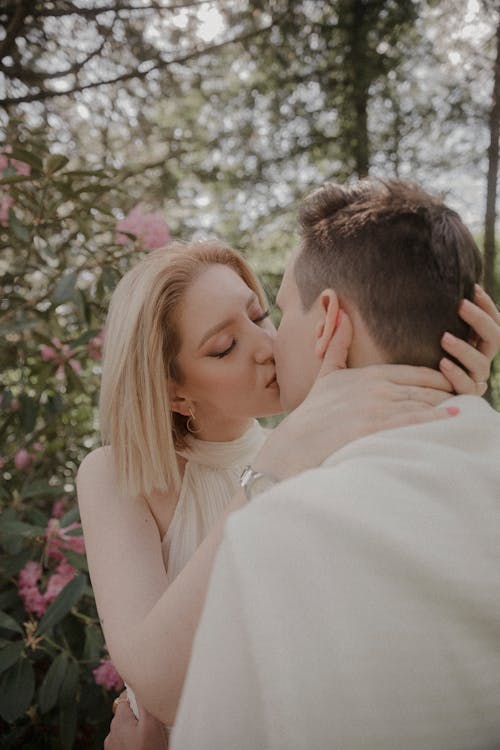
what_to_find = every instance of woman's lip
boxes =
[266,374,278,388]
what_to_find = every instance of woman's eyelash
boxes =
[211,339,237,359]
[209,310,270,359]
[253,309,270,323]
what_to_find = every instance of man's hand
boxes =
[104,697,169,750]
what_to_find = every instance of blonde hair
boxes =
[99,240,266,499]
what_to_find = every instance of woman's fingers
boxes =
[473,285,500,324]
[379,405,460,434]
[317,309,353,378]
[370,364,452,392]
[441,331,487,383]
[459,293,500,360]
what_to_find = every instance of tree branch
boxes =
[0,16,282,107]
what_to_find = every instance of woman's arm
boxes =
[77,451,246,725]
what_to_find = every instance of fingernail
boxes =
[461,298,474,310]
[440,357,452,370]
[474,284,484,295]
[334,309,343,331]
[442,332,456,346]
[446,406,460,416]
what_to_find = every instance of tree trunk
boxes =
[483,18,500,301]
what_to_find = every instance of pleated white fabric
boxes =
[162,419,268,585]
[126,419,268,720]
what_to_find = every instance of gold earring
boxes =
[186,407,201,434]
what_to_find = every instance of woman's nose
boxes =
[254,326,276,364]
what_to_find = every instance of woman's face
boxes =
[171,264,281,440]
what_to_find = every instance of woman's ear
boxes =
[168,383,191,417]
[314,289,341,360]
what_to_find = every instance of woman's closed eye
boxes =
[209,310,270,359]
[210,339,237,359]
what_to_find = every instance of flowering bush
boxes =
[0,138,168,748]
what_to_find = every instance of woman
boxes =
[77,240,499,742]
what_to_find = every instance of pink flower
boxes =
[0,151,31,177]
[93,659,124,692]
[19,561,42,589]
[44,560,76,605]
[46,518,85,561]
[15,448,32,470]
[20,586,47,617]
[41,345,56,362]
[0,193,13,226]
[51,497,67,518]
[87,330,105,361]
[116,204,169,250]
[18,562,47,617]
[39,338,82,381]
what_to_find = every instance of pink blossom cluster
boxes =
[92,658,124,692]
[0,150,31,226]
[17,513,85,617]
[116,204,169,250]
[40,337,83,380]
[87,329,105,361]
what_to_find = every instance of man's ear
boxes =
[314,289,340,360]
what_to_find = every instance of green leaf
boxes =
[36,575,86,636]
[9,211,31,242]
[0,656,35,722]
[60,700,77,750]
[0,642,24,674]
[44,154,69,175]
[38,651,68,714]
[0,174,32,186]
[63,526,83,536]
[1,547,33,577]
[19,394,37,433]
[0,519,45,538]
[59,506,80,528]
[0,612,23,635]
[82,624,104,662]
[101,266,120,292]
[69,329,101,348]
[59,658,79,707]
[7,148,42,171]
[52,271,77,306]
[63,549,88,572]
[22,480,64,499]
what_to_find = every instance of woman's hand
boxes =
[254,311,458,481]
[440,285,500,395]
[104,697,169,750]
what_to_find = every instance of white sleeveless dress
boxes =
[126,419,268,719]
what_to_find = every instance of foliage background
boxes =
[1,1,499,747]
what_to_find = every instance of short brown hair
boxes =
[295,178,482,368]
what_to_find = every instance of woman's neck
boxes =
[194,417,254,443]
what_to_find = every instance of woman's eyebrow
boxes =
[197,292,258,350]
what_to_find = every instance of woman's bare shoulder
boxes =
[76,446,118,501]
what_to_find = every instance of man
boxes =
[170,179,500,749]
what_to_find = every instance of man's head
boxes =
[275,178,482,411]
